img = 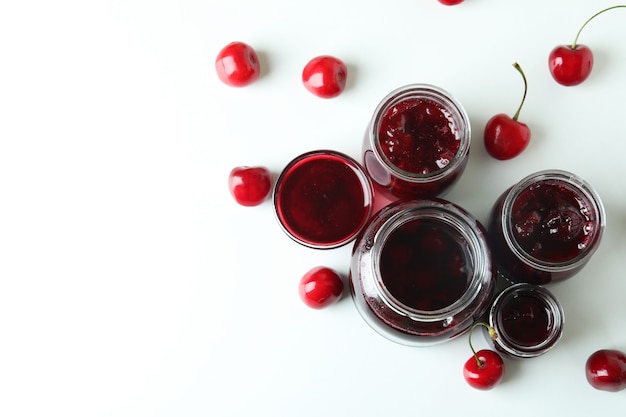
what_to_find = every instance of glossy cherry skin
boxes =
[548,45,593,86]
[299,267,344,309]
[302,56,347,99]
[484,114,531,160]
[215,41,261,87]
[438,0,464,4]
[463,349,505,390]
[228,166,272,206]
[586,349,626,392]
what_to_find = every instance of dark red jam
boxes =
[378,97,461,175]
[364,85,470,200]
[489,283,564,358]
[510,182,594,264]
[379,218,469,311]
[488,171,604,284]
[350,199,495,346]
[498,292,552,348]
[274,150,372,249]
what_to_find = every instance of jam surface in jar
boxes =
[498,292,552,348]
[274,150,372,249]
[378,97,461,175]
[489,283,564,358]
[510,181,595,264]
[379,217,469,311]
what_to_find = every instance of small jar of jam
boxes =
[488,283,564,358]
[487,169,605,285]
[350,199,495,346]
[362,84,471,200]
[273,149,374,249]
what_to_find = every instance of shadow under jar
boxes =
[487,169,605,285]
[362,84,471,200]
[350,199,495,346]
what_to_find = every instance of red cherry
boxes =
[463,323,505,390]
[228,166,272,206]
[215,41,261,87]
[302,55,347,99]
[586,349,626,392]
[484,114,531,160]
[464,349,505,390]
[438,0,464,5]
[548,45,593,86]
[298,266,344,309]
[549,5,626,86]
[484,62,531,160]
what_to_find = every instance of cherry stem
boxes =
[511,62,527,122]
[572,5,626,49]
[468,322,498,368]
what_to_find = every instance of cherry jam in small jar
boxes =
[362,84,471,200]
[487,169,605,285]
[273,150,373,249]
[350,199,495,346]
[488,283,564,358]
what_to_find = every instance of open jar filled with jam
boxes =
[350,199,495,346]
[487,169,605,285]
[362,84,471,200]
[488,283,564,358]
[273,150,374,249]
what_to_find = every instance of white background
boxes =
[1,1,626,416]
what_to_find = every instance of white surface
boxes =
[1,1,626,416]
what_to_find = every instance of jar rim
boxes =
[500,169,606,272]
[370,199,491,322]
[368,83,471,183]
[273,149,374,249]
[489,283,564,358]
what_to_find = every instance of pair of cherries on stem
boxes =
[215,41,347,98]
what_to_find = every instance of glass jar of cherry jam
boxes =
[488,283,564,358]
[350,199,495,346]
[362,84,471,200]
[273,149,374,249]
[487,169,605,285]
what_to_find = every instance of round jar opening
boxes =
[350,199,495,346]
[376,214,473,315]
[489,283,564,358]
[370,84,470,182]
[501,169,605,273]
[273,150,373,249]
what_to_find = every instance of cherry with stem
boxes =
[549,5,626,86]
[463,322,505,390]
[483,62,531,160]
